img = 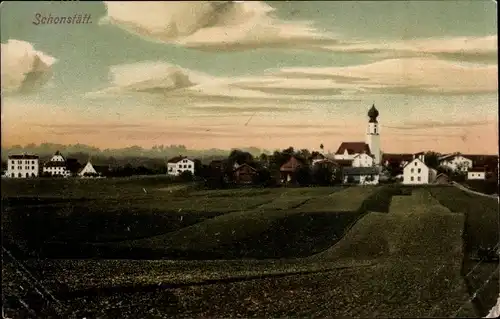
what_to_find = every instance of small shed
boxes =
[233,163,257,184]
[434,173,450,184]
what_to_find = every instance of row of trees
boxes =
[200,148,342,189]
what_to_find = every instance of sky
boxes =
[1,0,498,154]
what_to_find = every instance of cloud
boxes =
[1,39,57,94]
[385,119,493,130]
[86,60,363,115]
[88,56,497,115]
[276,58,498,96]
[322,35,497,64]
[99,1,340,51]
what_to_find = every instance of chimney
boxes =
[419,154,425,162]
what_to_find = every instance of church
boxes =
[331,104,382,184]
[333,104,382,166]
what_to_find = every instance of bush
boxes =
[177,170,194,182]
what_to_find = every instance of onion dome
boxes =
[368,104,379,123]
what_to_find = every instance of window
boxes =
[374,127,377,134]
[18,166,22,170]
[410,168,414,173]
[32,166,35,170]
[188,165,192,168]
[11,166,14,170]
[417,176,421,181]
[417,168,421,173]
[414,162,417,166]
[411,176,414,181]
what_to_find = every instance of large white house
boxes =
[439,153,473,172]
[333,105,382,165]
[167,156,195,176]
[352,153,375,167]
[6,154,39,178]
[467,167,486,180]
[43,151,71,177]
[402,155,437,184]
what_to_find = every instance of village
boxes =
[3,105,498,191]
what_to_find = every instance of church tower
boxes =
[366,104,381,165]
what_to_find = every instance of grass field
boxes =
[1,178,498,317]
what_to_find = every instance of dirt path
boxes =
[451,182,498,200]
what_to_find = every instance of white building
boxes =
[352,153,375,167]
[402,155,437,184]
[366,104,381,165]
[43,151,71,177]
[6,154,39,178]
[342,167,380,185]
[167,156,195,176]
[439,153,473,173]
[467,168,486,180]
[78,161,98,177]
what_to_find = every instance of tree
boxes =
[312,165,334,186]
[295,166,311,186]
[424,151,441,169]
[178,170,194,182]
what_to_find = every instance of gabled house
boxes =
[352,153,374,167]
[467,167,486,180]
[342,167,380,185]
[403,155,437,184]
[233,163,258,184]
[167,156,195,176]
[438,153,473,173]
[280,156,304,184]
[43,151,71,177]
[333,142,372,161]
[78,161,99,177]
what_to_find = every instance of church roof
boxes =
[335,142,371,155]
[368,104,379,123]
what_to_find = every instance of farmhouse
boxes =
[167,156,195,176]
[402,155,437,184]
[342,167,380,185]
[467,167,486,180]
[6,154,39,178]
[43,151,71,177]
[233,163,258,184]
[438,153,473,172]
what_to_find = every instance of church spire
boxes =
[368,104,379,123]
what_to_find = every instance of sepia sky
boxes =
[1,1,498,154]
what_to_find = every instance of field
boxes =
[2,178,498,317]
